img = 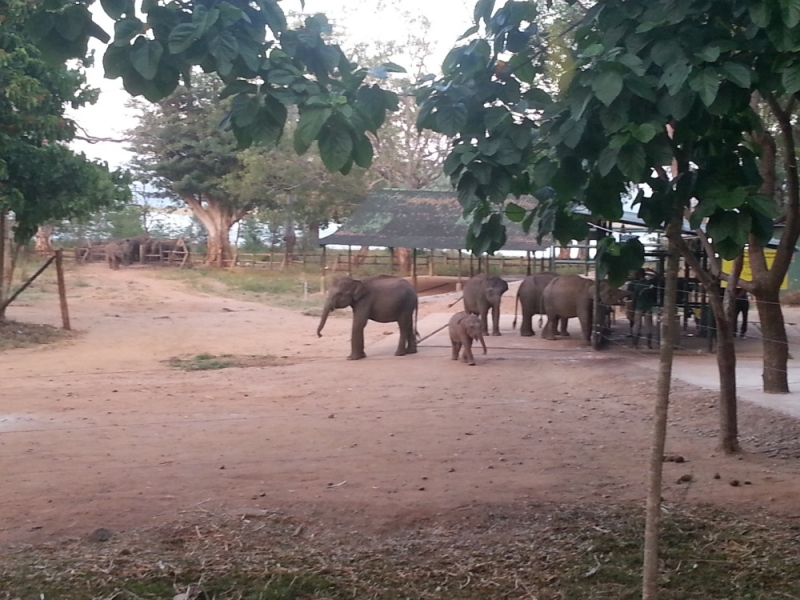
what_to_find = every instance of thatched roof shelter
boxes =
[319,189,551,252]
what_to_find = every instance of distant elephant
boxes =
[316,275,418,360]
[463,274,509,336]
[126,235,151,263]
[541,275,629,344]
[448,311,487,366]
[512,271,568,337]
[105,241,129,269]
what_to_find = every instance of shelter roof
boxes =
[319,189,551,251]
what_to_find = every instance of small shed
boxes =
[318,189,552,288]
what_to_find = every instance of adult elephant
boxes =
[463,274,509,336]
[512,271,568,337]
[541,275,629,344]
[316,275,418,360]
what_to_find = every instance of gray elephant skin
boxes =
[462,274,509,336]
[105,240,130,269]
[541,275,628,343]
[448,311,487,366]
[317,275,418,360]
[512,271,568,337]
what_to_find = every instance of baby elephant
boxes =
[449,311,487,366]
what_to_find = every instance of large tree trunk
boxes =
[183,196,237,267]
[642,216,681,600]
[756,288,789,393]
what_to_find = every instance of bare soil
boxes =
[2,263,800,552]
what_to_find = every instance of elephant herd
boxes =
[100,236,183,269]
[316,272,630,364]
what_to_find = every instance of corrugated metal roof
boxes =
[319,189,552,252]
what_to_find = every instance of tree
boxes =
[0,1,130,317]
[418,0,800,595]
[26,0,400,180]
[128,74,258,265]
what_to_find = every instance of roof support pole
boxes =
[470,253,474,277]
[526,250,532,276]
[347,245,352,277]
[389,247,394,274]
[320,245,327,294]
[428,249,435,276]
[457,251,463,291]
[412,248,418,291]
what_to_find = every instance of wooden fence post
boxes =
[55,249,71,331]
[320,246,327,294]
[412,248,418,290]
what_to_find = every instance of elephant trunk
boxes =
[317,300,333,337]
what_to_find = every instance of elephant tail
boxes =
[538,292,545,329]
[512,290,519,329]
[415,303,420,342]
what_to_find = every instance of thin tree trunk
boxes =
[757,288,789,393]
[706,283,740,453]
[0,209,7,320]
[642,215,681,600]
[34,225,54,254]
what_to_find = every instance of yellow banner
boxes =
[721,249,788,290]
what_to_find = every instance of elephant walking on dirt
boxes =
[448,311,487,365]
[512,272,568,337]
[316,275,418,360]
[463,274,509,336]
[541,275,629,344]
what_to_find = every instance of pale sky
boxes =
[67,0,474,170]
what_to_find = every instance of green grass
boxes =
[165,353,283,371]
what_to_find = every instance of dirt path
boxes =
[2,264,800,545]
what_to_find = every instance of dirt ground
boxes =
[2,264,800,548]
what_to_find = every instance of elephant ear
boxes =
[352,280,369,302]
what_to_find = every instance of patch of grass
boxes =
[2,504,800,599]
[0,320,73,351]
[165,353,291,371]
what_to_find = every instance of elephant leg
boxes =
[462,336,476,365]
[558,317,570,336]
[480,306,490,336]
[451,341,461,360]
[520,306,534,337]
[543,316,556,340]
[490,303,501,336]
[578,307,592,344]
[348,311,368,360]
[404,312,417,354]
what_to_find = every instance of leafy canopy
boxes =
[0,0,130,242]
[418,0,792,282]
[27,0,404,175]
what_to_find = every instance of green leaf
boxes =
[220,80,258,99]
[258,0,287,34]
[715,187,748,210]
[352,134,374,169]
[695,45,721,63]
[749,2,771,27]
[581,43,605,58]
[689,68,720,107]
[101,0,132,20]
[57,5,90,41]
[592,70,624,106]
[689,198,716,229]
[597,146,619,176]
[113,18,144,46]
[657,88,695,120]
[192,5,220,35]
[168,23,199,54]
[721,62,752,88]
[747,193,780,218]
[130,38,162,80]
[660,60,690,95]
[484,107,510,131]
[782,62,800,94]
[443,152,462,177]
[318,123,354,173]
[436,104,468,136]
[209,30,239,74]
[458,24,479,41]
[506,202,526,223]
[616,143,646,181]
[631,123,657,143]
[473,0,495,24]
[294,107,332,154]
[781,0,800,27]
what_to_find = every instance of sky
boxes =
[67,0,475,171]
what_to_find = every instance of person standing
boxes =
[627,269,658,349]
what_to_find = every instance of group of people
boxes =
[624,269,750,349]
